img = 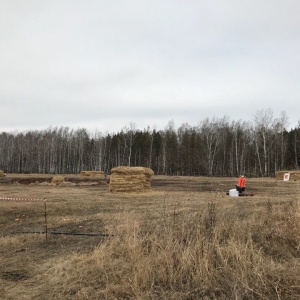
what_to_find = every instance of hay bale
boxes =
[275,170,300,181]
[109,166,154,193]
[143,167,154,189]
[0,170,5,177]
[80,171,105,177]
[111,167,146,175]
[51,176,65,186]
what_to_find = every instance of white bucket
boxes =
[229,189,239,197]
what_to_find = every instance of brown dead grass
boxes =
[0,175,300,299]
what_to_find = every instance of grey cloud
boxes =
[1,0,300,133]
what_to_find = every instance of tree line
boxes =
[0,109,299,177]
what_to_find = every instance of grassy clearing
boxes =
[0,176,300,299]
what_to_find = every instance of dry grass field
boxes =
[0,174,300,299]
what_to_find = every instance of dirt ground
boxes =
[0,174,299,299]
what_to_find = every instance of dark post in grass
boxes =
[44,199,48,242]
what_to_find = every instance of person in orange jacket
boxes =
[236,175,246,194]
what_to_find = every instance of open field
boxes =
[0,175,300,299]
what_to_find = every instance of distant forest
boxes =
[1,109,299,177]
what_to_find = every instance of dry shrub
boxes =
[36,198,300,300]
[51,176,65,186]
[80,171,104,177]
[109,166,154,193]
[276,170,300,181]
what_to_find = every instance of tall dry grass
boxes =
[35,196,300,300]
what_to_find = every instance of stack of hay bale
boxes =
[144,167,154,189]
[80,171,104,177]
[275,170,300,181]
[109,166,154,193]
[0,170,5,177]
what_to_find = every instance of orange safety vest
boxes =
[237,177,246,187]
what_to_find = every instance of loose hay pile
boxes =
[51,176,65,186]
[275,170,300,181]
[109,166,154,193]
[80,171,105,177]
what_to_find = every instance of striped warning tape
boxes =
[0,197,46,202]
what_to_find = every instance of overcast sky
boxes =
[1,0,299,134]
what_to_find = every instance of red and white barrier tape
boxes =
[0,197,46,202]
